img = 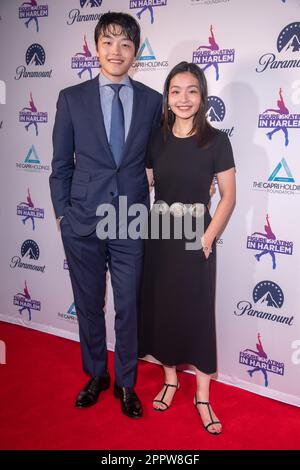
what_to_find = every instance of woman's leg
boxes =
[194,367,222,434]
[153,364,179,410]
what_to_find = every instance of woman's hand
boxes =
[146,168,154,192]
[201,235,213,259]
[203,167,236,257]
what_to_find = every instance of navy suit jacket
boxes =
[50,74,162,236]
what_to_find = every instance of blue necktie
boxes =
[108,84,125,166]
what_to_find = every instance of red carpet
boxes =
[0,321,299,450]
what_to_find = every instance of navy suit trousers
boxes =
[60,216,144,387]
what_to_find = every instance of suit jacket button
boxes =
[110,191,115,196]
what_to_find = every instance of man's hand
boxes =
[57,216,64,230]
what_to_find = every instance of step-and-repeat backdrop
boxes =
[0,0,299,406]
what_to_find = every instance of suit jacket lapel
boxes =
[83,75,116,167]
[119,81,146,167]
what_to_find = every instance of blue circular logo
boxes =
[21,239,40,260]
[207,96,226,122]
[277,22,300,53]
[253,281,284,309]
[25,43,46,66]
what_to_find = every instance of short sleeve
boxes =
[213,131,235,174]
[145,127,161,169]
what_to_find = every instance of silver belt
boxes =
[152,201,206,218]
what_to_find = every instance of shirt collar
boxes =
[99,71,132,88]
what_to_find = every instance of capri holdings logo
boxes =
[132,38,168,71]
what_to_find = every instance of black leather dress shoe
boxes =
[75,375,110,408]
[113,383,143,418]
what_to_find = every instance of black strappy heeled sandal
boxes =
[153,382,180,412]
[194,396,222,435]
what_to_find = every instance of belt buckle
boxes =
[170,202,187,217]
[190,203,205,218]
[153,201,169,215]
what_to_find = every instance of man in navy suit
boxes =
[49,12,162,418]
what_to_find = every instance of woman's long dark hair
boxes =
[162,61,217,147]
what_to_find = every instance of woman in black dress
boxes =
[139,62,236,435]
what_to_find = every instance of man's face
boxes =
[96,25,136,82]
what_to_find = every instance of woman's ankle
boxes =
[163,365,177,385]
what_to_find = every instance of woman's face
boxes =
[168,71,201,121]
